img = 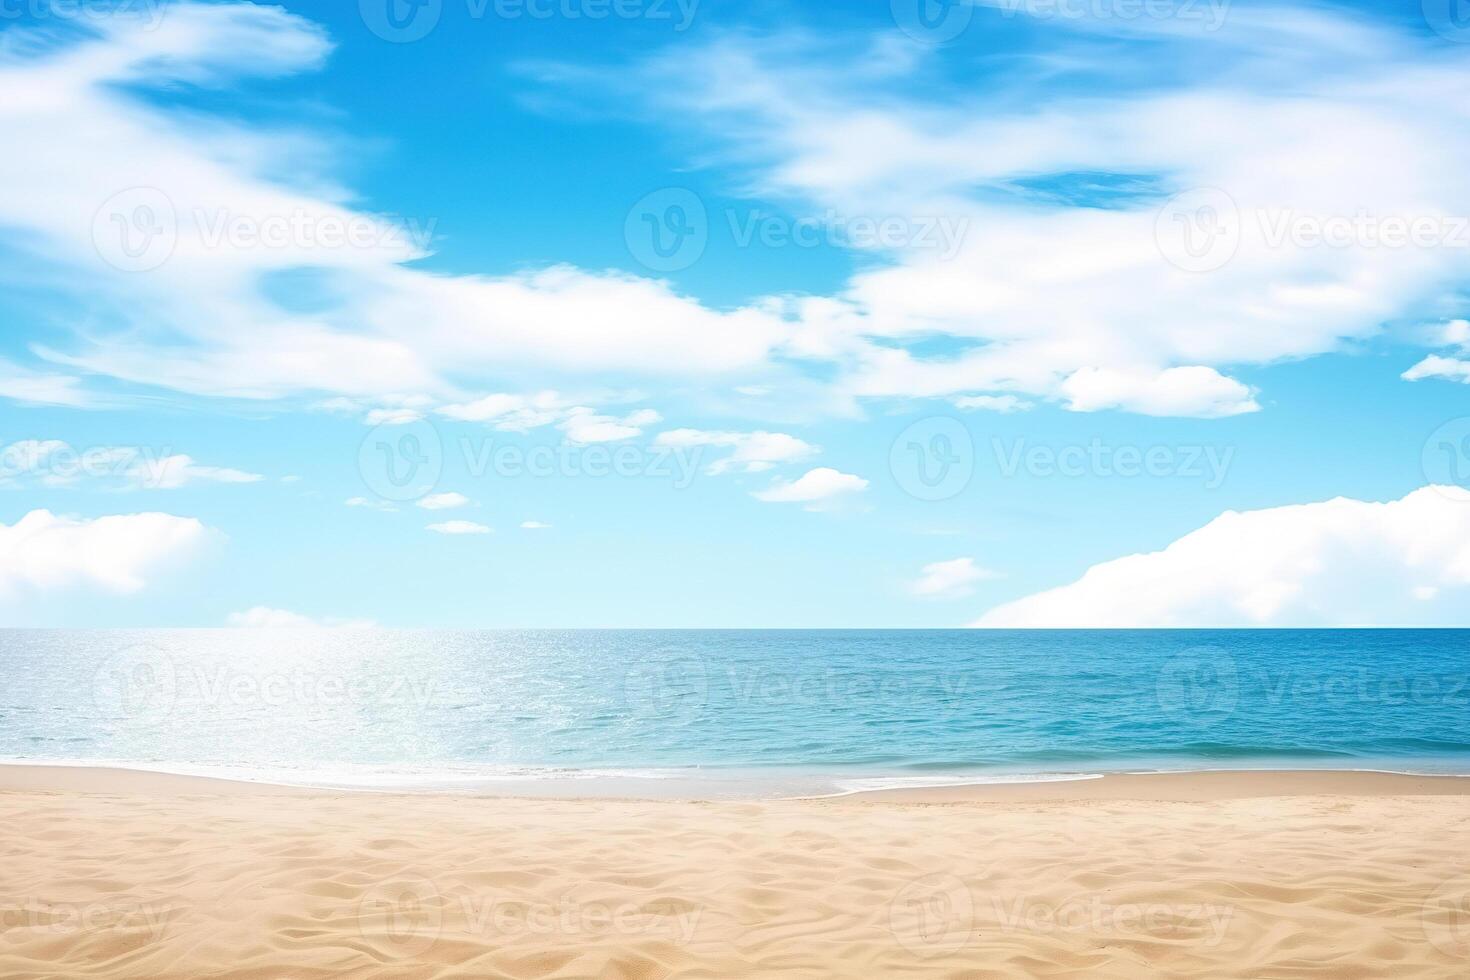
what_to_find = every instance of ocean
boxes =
[4,629,1469,795]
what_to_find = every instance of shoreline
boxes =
[4,761,1470,801]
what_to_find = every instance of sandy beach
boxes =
[3,768,1470,978]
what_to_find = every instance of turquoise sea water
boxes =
[3,629,1469,794]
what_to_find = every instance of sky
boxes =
[2,0,1470,627]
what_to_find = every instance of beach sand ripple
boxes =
[3,777,1469,977]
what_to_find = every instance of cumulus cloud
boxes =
[1059,367,1259,418]
[654,428,817,473]
[426,520,492,535]
[226,606,375,628]
[974,487,1470,627]
[911,557,998,598]
[416,492,470,510]
[752,467,868,508]
[0,509,206,596]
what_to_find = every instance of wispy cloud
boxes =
[559,407,662,444]
[127,454,263,489]
[346,496,396,512]
[0,359,103,409]
[1,3,792,410]
[426,520,492,535]
[523,7,1470,416]
[226,606,375,628]
[911,557,998,599]
[416,492,471,511]
[654,428,817,473]
[7,1,1462,422]
[0,441,261,490]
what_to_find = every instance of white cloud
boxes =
[7,1,1466,424]
[1403,355,1470,384]
[654,428,817,473]
[319,396,431,423]
[1402,319,1470,384]
[226,606,375,628]
[530,10,1470,414]
[438,390,569,430]
[0,442,260,490]
[559,407,661,444]
[520,520,552,529]
[1438,319,1470,349]
[1059,366,1259,418]
[752,467,868,508]
[0,509,206,596]
[426,520,492,535]
[952,394,1030,413]
[0,359,101,408]
[416,492,470,510]
[345,496,396,512]
[1,4,795,406]
[974,487,1470,627]
[911,557,998,598]
[126,454,263,489]
[438,393,663,444]
[363,407,425,425]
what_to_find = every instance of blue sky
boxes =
[2,0,1470,627]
